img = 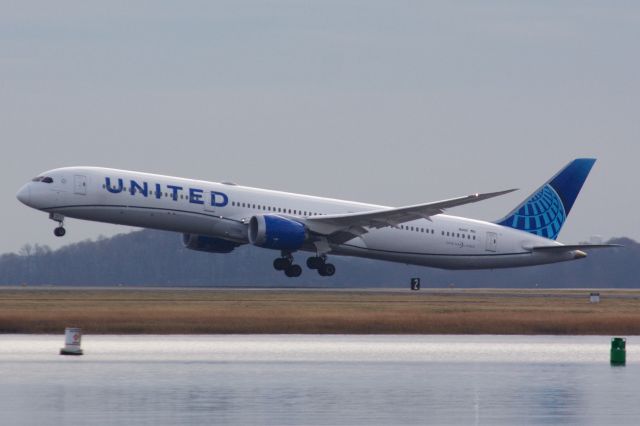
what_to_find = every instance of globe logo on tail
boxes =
[499,184,566,240]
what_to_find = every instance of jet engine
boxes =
[248,215,307,250]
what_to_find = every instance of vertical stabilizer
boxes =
[496,158,596,240]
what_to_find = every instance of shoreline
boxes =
[1,288,639,335]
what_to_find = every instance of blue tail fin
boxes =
[496,158,596,240]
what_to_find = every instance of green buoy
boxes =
[610,337,626,365]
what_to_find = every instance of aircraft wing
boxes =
[303,189,517,243]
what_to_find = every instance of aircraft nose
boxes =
[16,184,31,205]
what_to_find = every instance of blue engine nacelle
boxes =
[248,215,307,251]
[182,234,240,253]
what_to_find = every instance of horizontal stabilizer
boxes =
[530,244,623,253]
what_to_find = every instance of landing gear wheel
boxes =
[319,263,335,277]
[273,257,291,271]
[320,263,335,276]
[306,256,323,270]
[49,213,66,237]
[285,264,302,278]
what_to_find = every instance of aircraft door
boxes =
[74,175,87,195]
[485,232,497,252]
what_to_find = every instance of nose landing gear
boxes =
[49,213,66,237]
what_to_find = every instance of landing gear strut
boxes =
[306,255,336,277]
[273,252,302,278]
[49,213,66,237]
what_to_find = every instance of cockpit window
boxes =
[32,176,53,183]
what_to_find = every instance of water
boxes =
[0,335,638,425]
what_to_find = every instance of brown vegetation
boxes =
[1,288,639,334]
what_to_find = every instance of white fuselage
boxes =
[17,167,578,270]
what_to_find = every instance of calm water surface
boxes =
[0,335,638,425]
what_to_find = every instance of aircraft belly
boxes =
[52,205,239,238]
[332,242,574,270]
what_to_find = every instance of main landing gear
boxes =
[49,213,66,237]
[273,253,302,278]
[272,252,337,277]
[306,255,336,277]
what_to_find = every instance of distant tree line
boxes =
[0,230,636,288]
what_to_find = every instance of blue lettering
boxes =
[130,180,148,197]
[210,191,228,207]
[105,177,124,193]
[189,188,204,204]
[167,185,183,201]
[154,183,162,199]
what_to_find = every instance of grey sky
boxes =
[2,1,638,254]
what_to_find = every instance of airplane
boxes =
[16,158,618,278]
